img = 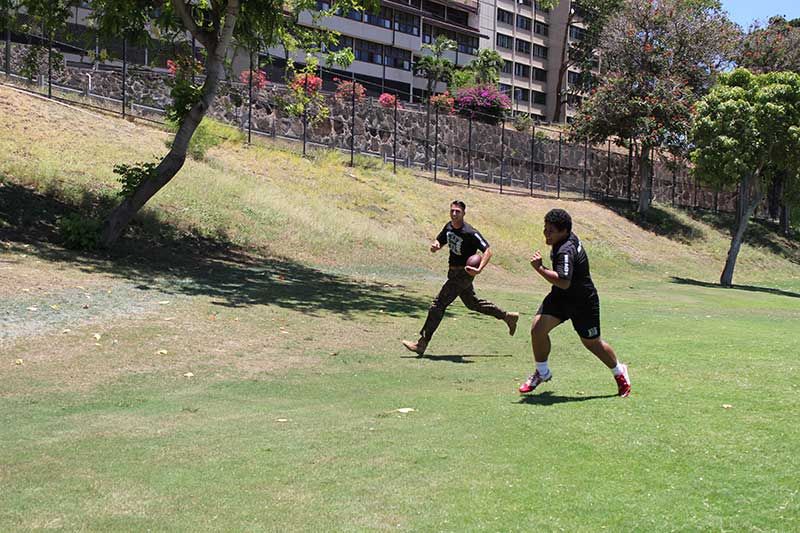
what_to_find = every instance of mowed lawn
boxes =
[1,85,799,530]
[1,247,798,531]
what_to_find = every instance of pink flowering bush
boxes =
[378,92,402,108]
[334,78,367,102]
[166,56,203,81]
[239,69,268,89]
[454,84,511,124]
[429,91,455,114]
[291,73,323,94]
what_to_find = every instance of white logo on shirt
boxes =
[447,232,464,255]
[563,254,570,276]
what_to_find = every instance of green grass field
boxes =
[1,85,799,531]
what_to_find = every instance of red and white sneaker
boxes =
[519,370,551,394]
[615,364,631,398]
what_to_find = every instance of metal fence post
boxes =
[499,117,506,194]
[627,141,633,203]
[302,74,308,157]
[583,138,588,199]
[433,106,439,182]
[4,5,10,76]
[606,138,611,199]
[529,124,535,197]
[122,36,127,118]
[349,76,356,166]
[557,132,562,199]
[247,52,253,144]
[467,113,473,187]
[47,21,52,98]
[671,157,677,207]
[393,94,398,174]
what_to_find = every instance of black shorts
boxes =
[537,292,601,339]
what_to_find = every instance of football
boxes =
[466,254,482,268]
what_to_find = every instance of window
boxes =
[364,6,393,28]
[501,60,513,74]
[394,12,420,35]
[316,0,331,11]
[516,38,531,55]
[514,62,530,78]
[423,0,445,18]
[344,8,362,20]
[447,9,468,26]
[591,55,600,69]
[514,87,529,103]
[533,44,548,59]
[516,14,531,31]
[458,35,479,56]
[354,39,383,65]
[497,8,514,25]
[569,25,586,41]
[499,83,512,96]
[323,35,353,53]
[422,23,433,44]
[496,33,513,49]
[532,90,546,105]
[533,67,547,81]
[567,70,582,86]
[385,46,412,70]
[567,94,583,107]
[518,0,532,6]
[534,0,549,13]
[534,21,548,36]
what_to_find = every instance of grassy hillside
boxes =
[1,85,799,531]
[2,85,798,290]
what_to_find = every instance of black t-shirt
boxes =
[436,222,489,266]
[550,232,597,304]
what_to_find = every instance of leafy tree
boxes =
[467,48,504,85]
[550,0,623,123]
[5,0,373,246]
[414,35,456,100]
[571,0,738,215]
[738,15,800,233]
[690,69,800,286]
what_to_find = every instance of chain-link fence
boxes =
[1,14,752,216]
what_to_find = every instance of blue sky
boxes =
[721,0,800,29]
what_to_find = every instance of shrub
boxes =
[334,78,367,102]
[238,69,268,89]
[291,72,323,94]
[58,215,103,250]
[454,84,511,125]
[378,92,400,108]
[113,161,158,198]
[512,113,533,133]
[429,91,455,114]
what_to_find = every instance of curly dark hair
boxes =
[544,208,572,233]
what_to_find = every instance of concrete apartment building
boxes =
[264,0,591,123]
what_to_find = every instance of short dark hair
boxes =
[451,200,466,211]
[545,208,572,233]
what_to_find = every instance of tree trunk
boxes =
[636,144,651,216]
[550,11,574,123]
[780,203,790,236]
[720,173,762,287]
[100,2,239,247]
[767,174,784,220]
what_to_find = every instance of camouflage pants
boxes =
[419,268,507,343]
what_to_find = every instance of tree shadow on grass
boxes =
[670,276,800,299]
[516,391,617,405]
[683,210,800,265]
[603,198,705,244]
[0,179,425,318]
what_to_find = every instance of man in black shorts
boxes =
[519,208,631,397]
[402,200,519,356]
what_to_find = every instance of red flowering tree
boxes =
[571,0,738,215]
[333,78,366,102]
[239,69,269,89]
